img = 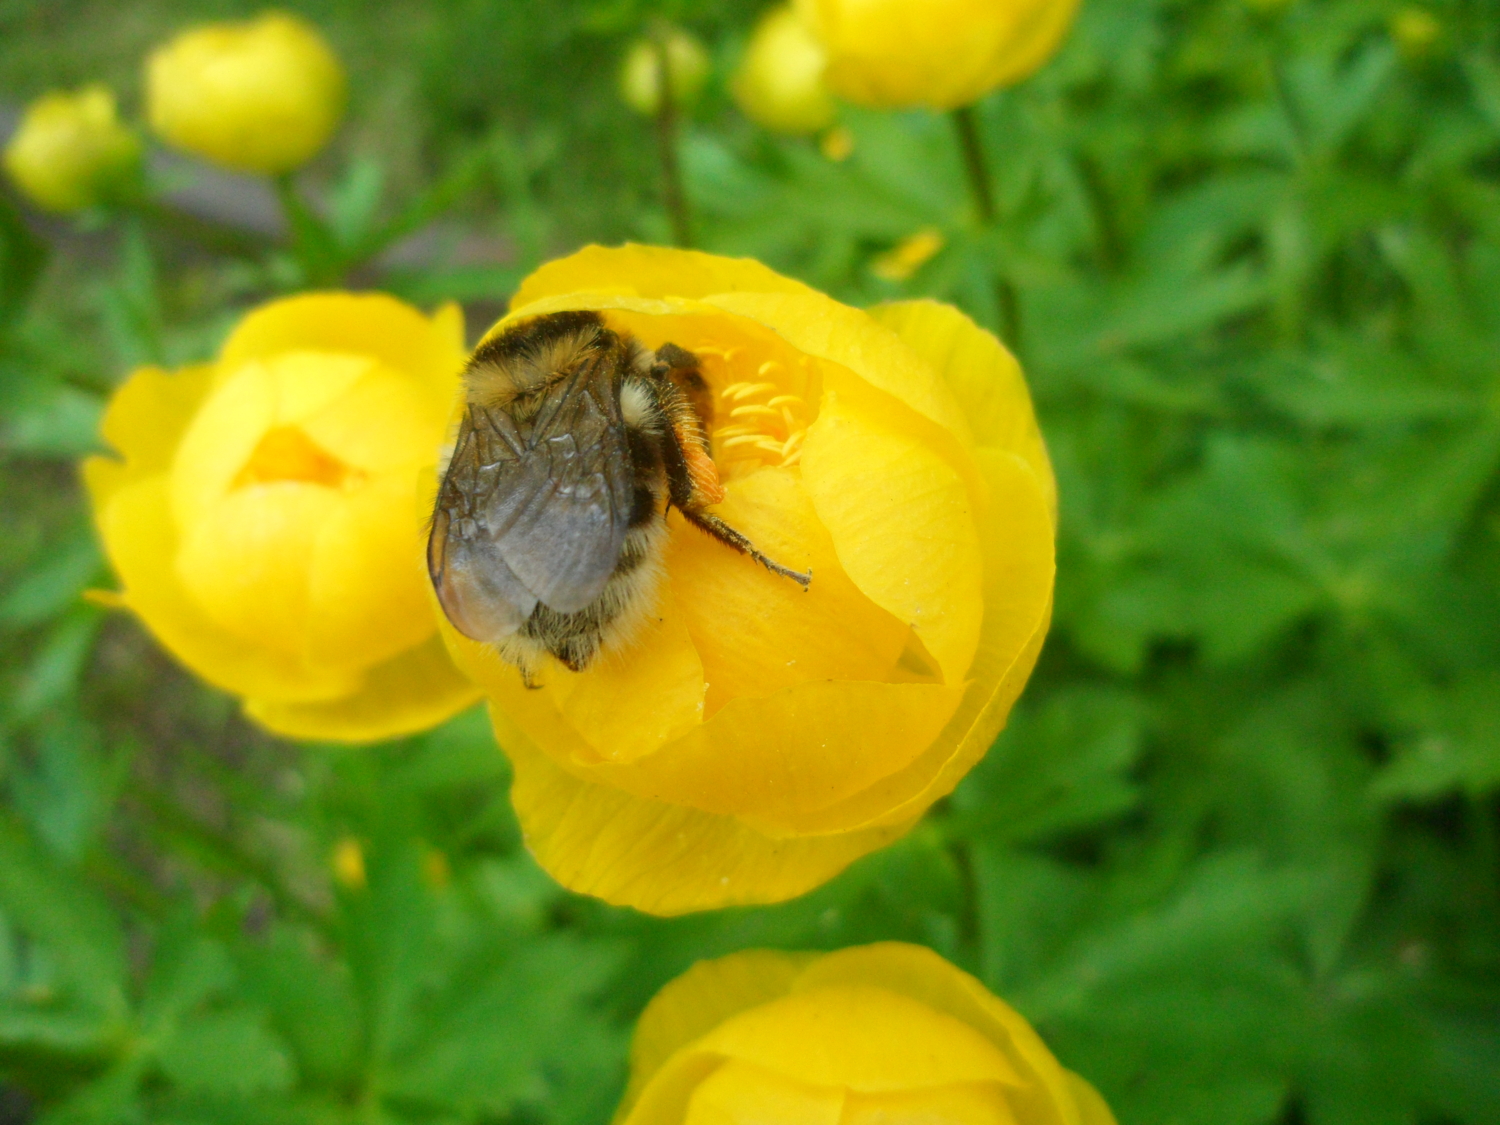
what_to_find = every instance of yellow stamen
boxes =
[730,404,782,420]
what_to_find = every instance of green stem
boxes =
[653,33,693,248]
[951,105,1021,350]
[951,105,996,224]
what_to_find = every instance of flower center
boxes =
[711,361,810,472]
[236,425,349,488]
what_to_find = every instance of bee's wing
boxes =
[428,365,633,642]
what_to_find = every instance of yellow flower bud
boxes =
[618,944,1116,1125]
[439,246,1055,914]
[820,124,855,161]
[331,837,366,889]
[621,28,712,117]
[83,293,481,742]
[146,11,346,175]
[1391,8,1441,57]
[794,0,1080,110]
[731,6,836,135]
[2,86,141,214]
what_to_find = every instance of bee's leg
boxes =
[680,508,812,588]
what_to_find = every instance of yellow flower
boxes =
[794,0,1080,110]
[621,27,712,117]
[618,943,1116,1125]
[820,124,855,161]
[1391,8,1441,57]
[732,6,836,136]
[2,85,141,214]
[83,293,481,741]
[439,245,1055,915]
[146,11,346,175]
[872,228,946,282]
[331,837,366,889]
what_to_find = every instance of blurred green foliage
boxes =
[1,0,1498,1123]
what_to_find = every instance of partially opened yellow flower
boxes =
[794,0,1080,110]
[146,11,346,175]
[83,293,480,741]
[2,85,141,214]
[732,6,837,135]
[438,245,1055,914]
[619,943,1116,1125]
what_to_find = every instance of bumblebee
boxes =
[428,310,810,681]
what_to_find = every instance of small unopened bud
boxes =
[3,85,141,213]
[620,26,711,117]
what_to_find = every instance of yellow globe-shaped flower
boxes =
[146,11,346,175]
[438,245,1055,914]
[2,85,141,214]
[619,944,1115,1125]
[83,293,480,741]
[794,0,1080,110]
[732,6,837,136]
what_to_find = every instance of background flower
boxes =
[620,27,712,117]
[618,943,1115,1125]
[146,11,346,175]
[731,6,836,136]
[2,85,141,213]
[794,0,1080,110]
[439,245,1055,915]
[83,293,479,740]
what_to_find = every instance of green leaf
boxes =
[154,1009,296,1098]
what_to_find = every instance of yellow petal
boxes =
[668,467,910,711]
[757,450,1053,835]
[510,244,815,311]
[686,1061,845,1125]
[575,680,963,825]
[244,634,481,742]
[800,382,983,686]
[842,1083,1015,1125]
[94,363,215,480]
[1064,1074,1117,1125]
[795,945,1078,1125]
[218,293,466,400]
[977,0,1083,90]
[176,480,338,658]
[299,360,449,473]
[170,353,362,531]
[871,300,1054,522]
[697,984,1020,1091]
[704,291,973,447]
[89,474,356,701]
[305,471,434,668]
[626,950,818,1112]
[498,705,916,915]
[546,582,707,764]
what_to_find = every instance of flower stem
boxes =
[951,105,996,224]
[951,105,1021,351]
[653,33,693,248]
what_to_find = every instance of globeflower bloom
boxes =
[146,11,346,175]
[793,0,1080,110]
[618,944,1116,1125]
[2,85,141,213]
[439,245,1055,914]
[732,6,836,136]
[83,293,480,741]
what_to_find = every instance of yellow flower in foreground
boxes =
[618,944,1116,1125]
[732,6,836,135]
[794,0,1080,110]
[146,11,346,175]
[621,27,712,117]
[83,293,480,741]
[2,86,141,214]
[439,245,1055,914]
